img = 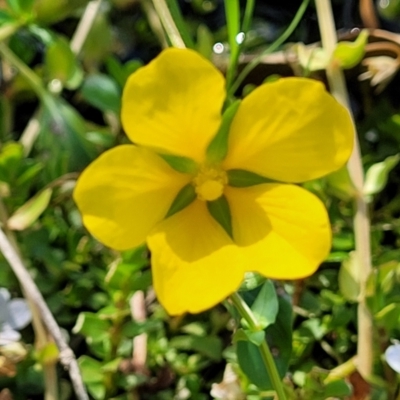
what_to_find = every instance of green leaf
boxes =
[251,280,279,329]
[45,35,83,90]
[105,56,143,88]
[81,73,121,114]
[7,188,52,230]
[236,296,292,390]
[37,99,96,177]
[121,320,162,337]
[73,312,111,342]
[170,335,222,362]
[322,380,352,398]
[196,24,214,59]
[87,382,106,400]
[227,169,273,187]
[338,251,360,302]
[363,153,400,198]
[207,195,232,237]
[78,355,104,384]
[166,183,197,218]
[206,100,240,163]
[334,30,368,69]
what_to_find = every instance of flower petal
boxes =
[121,48,226,162]
[74,145,190,250]
[223,78,354,182]
[225,184,331,279]
[148,200,245,315]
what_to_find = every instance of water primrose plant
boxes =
[73,47,354,315]
[7,0,400,398]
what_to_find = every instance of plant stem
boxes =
[315,0,373,381]
[230,292,287,400]
[241,0,256,35]
[152,0,186,48]
[228,0,310,97]
[224,0,256,94]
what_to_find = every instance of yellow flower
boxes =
[74,48,354,315]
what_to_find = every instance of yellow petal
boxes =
[225,184,331,279]
[121,48,225,163]
[148,200,245,315]
[74,145,190,250]
[223,78,354,182]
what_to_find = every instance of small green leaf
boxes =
[101,357,123,373]
[166,183,197,218]
[37,98,96,177]
[45,35,83,89]
[73,312,111,342]
[78,356,104,384]
[207,195,232,237]
[363,153,400,198]
[170,335,222,361]
[338,251,360,302]
[196,24,213,59]
[81,73,121,114]
[251,280,279,329]
[322,380,352,398]
[206,100,241,163]
[160,154,198,174]
[228,169,273,187]
[105,56,143,88]
[334,30,368,69]
[7,188,52,230]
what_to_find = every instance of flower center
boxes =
[193,166,227,201]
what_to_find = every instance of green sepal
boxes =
[333,30,368,69]
[166,183,196,218]
[206,100,241,163]
[160,154,198,174]
[207,195,233,238]
[228,169,274,187]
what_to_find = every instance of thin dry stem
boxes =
[0,228,89,400]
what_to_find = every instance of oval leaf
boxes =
[7,188,52,231]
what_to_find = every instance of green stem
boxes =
[0,43,59,112]
[230,292,287,400]
[152,0,186,48]
[228,0,310,97]
[314,0,373,381]
[224,0,256,94]
[241,0,256,35]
